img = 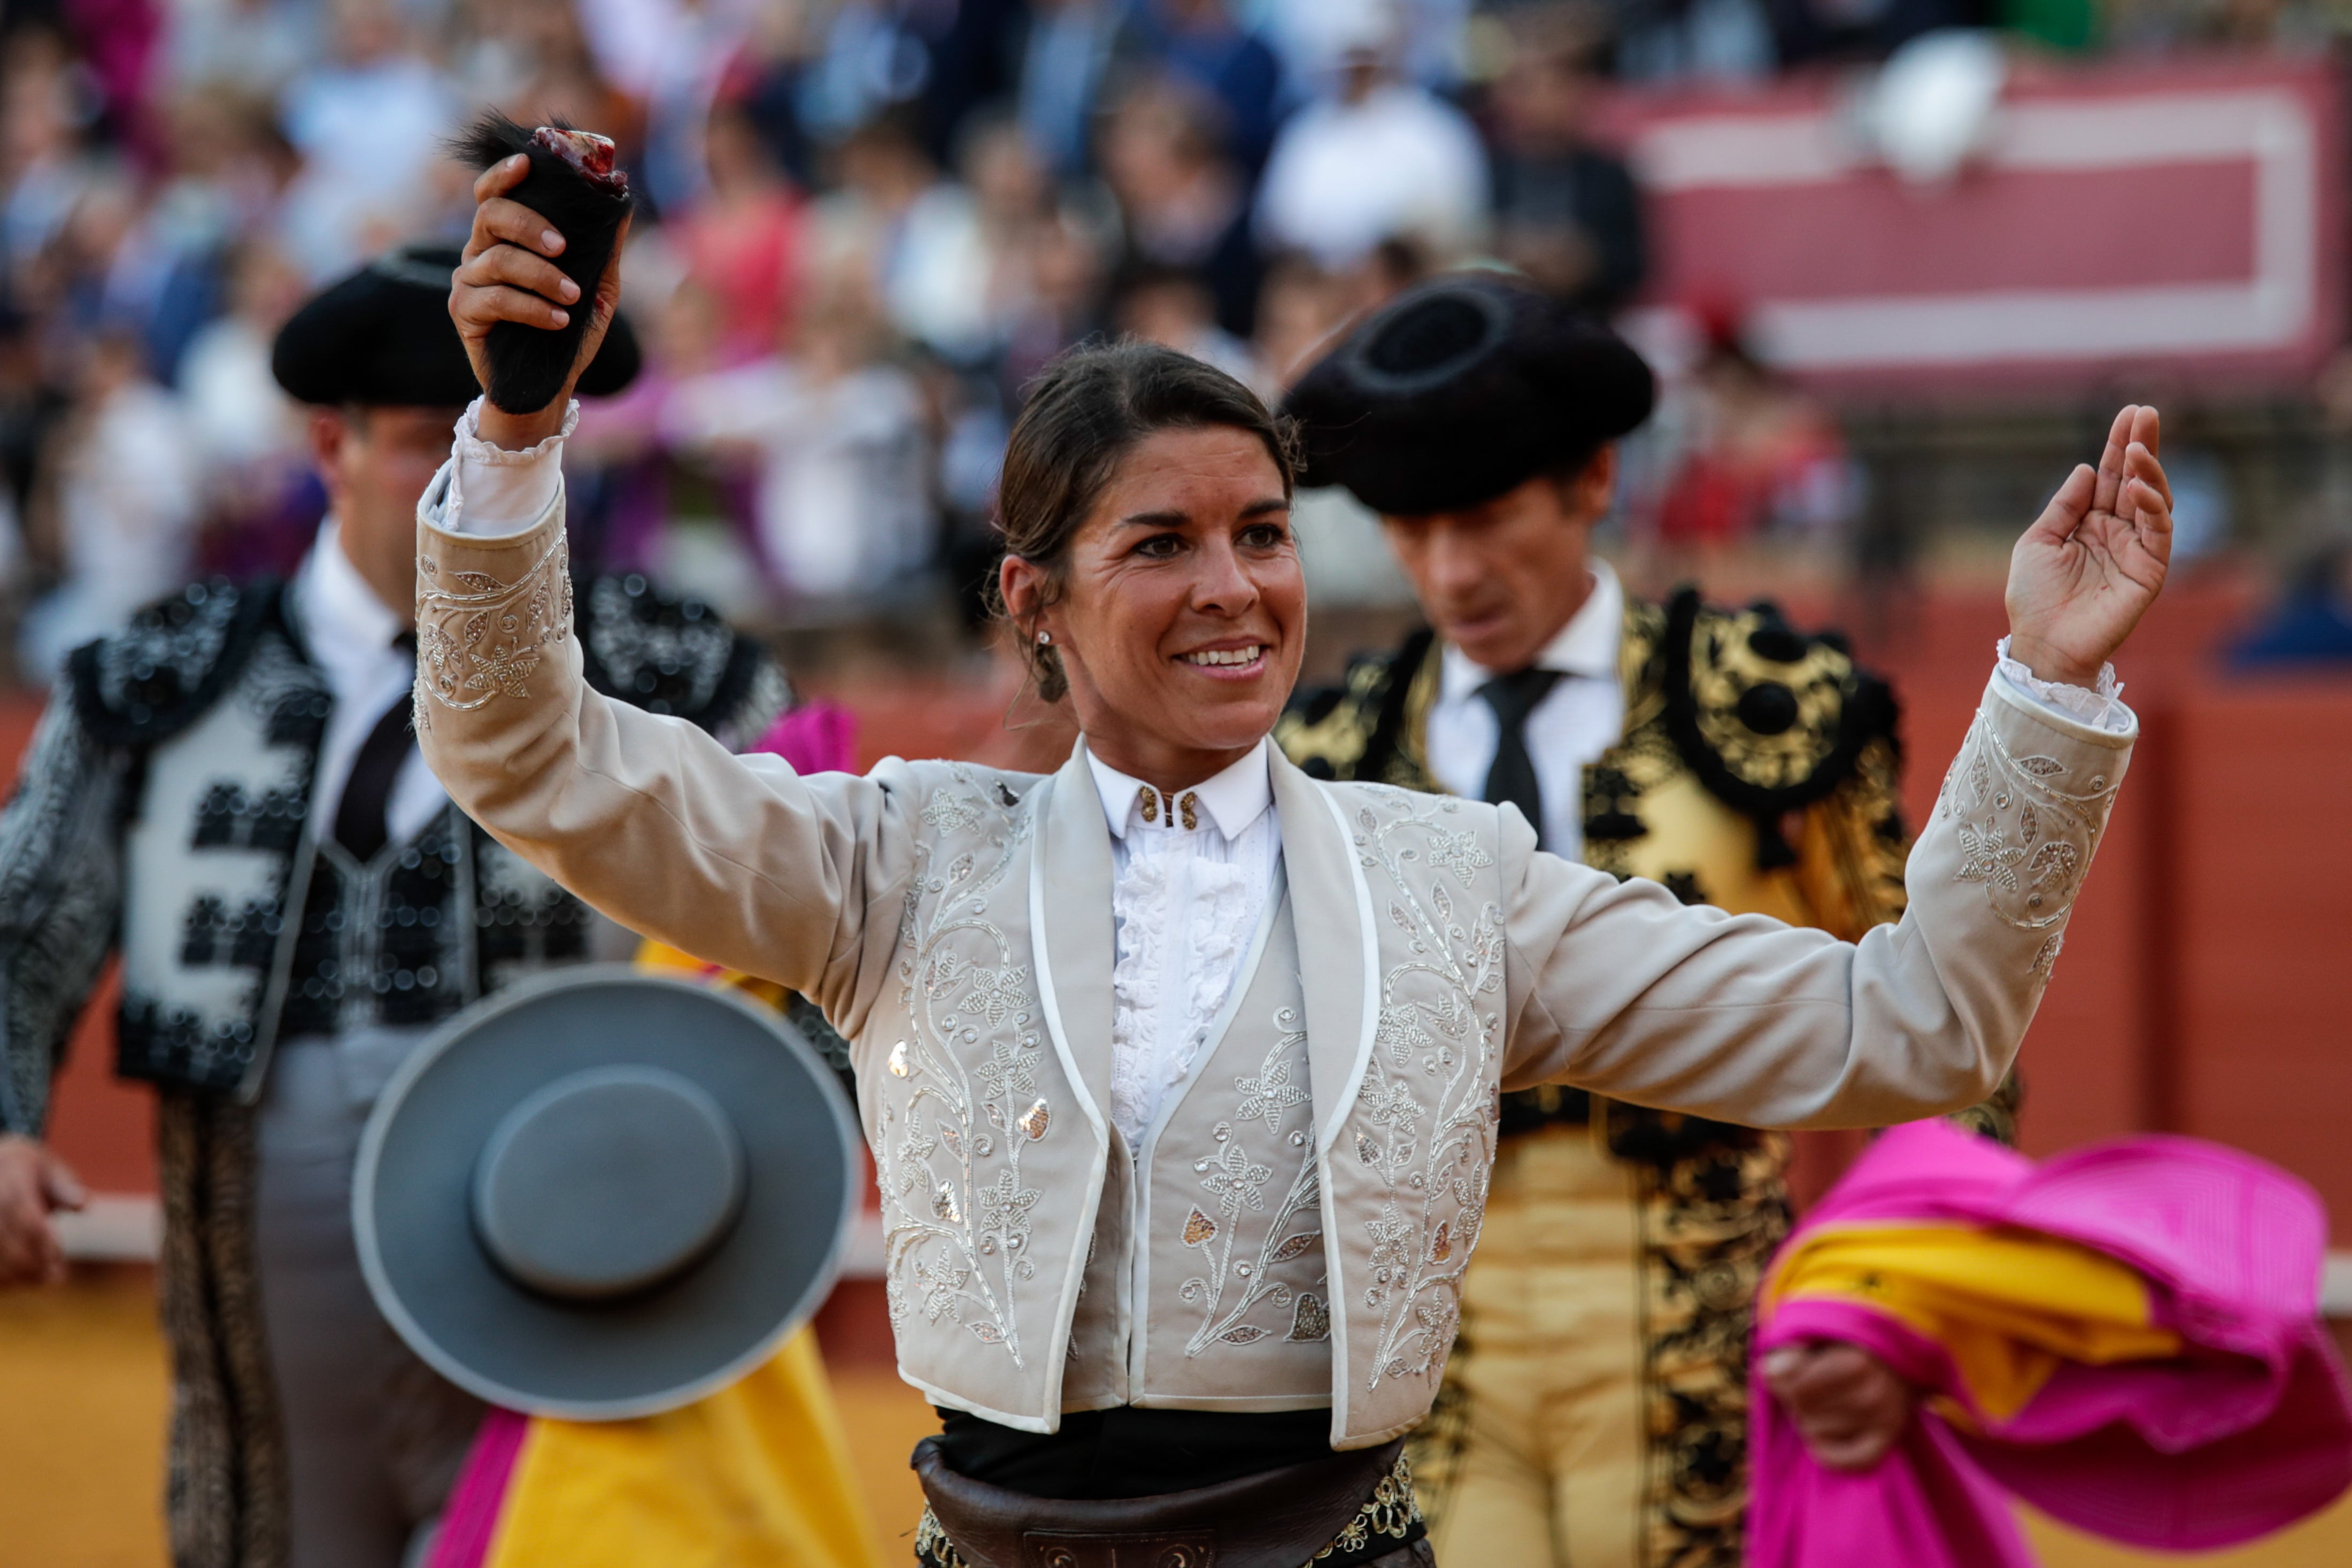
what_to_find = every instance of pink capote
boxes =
[1748,1120,2352,1568]
[752,701,858,776]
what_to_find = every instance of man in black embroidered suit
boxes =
[0,245,792,1568]
[1276,277,2010,1568]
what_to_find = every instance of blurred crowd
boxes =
[0,0,2331,676]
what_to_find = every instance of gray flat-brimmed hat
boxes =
[353,967,860,1420]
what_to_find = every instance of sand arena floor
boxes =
[5,1265,2350,1567]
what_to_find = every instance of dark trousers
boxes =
[256,1032,483,1568]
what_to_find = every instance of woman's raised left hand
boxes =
[2004,405,2172,688]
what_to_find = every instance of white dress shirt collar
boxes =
[1438,558,1624,702]
[1085,737,1275,841]
[291,519,448,849]
[293,519,406,663]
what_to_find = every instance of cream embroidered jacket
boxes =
[412,485,2134,1449]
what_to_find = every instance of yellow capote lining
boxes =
[483,1327,885,1568]
[1762,1222,2183,1422]
[637,938,791,1008]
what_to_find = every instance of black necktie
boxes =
[1477,667,1564,849]
[332,632,418,863]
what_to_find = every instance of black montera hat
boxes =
[1283,274,1655,516]
[354,967,859,1419]
[272,243,641,408]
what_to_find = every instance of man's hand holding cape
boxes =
[1752,1118,2352,1566]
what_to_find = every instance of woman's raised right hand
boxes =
[448,154,630,449]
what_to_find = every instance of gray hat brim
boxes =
[353,966,860,1420]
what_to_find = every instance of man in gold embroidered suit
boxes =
[1276,276,2012,1568]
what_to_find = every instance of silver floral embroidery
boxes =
[1341,791,1502,1394]
[920,792,983,835]
[414,528,574,712]
[2031,932,2064,978]
[975,1036,1037,1101]
[1355,1077,1423,1131]
[1199,1130,1274,1212]
[963,964,1031,1026]
[915,1258,971,1324]
[1178,1014,1323,1355]
[1374,1003,1429,1068]
[877,770,1046,1362]
[1955,823,2027,892]
[1232,1017,1311,1132]
[1420,822,1493,884]
[1937,704,2122,949]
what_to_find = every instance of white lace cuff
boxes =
[442,396,576,537]
[1994,636,2132,735]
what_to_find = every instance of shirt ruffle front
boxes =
[1108,831,1262,1149]
[1108,844,1169,1146]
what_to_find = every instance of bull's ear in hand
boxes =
[450,112,634,414]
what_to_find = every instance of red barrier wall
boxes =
[2166,679,2352,1212]
[1590,53,2350,399]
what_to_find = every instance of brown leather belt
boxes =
[913,1434,1430,1568]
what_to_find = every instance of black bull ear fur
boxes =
[450,112,635,414]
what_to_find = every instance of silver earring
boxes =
[1037,631,1052,646]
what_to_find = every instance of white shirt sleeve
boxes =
[1992,636,2134,736]
[427,396,575,538]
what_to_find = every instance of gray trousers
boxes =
[254,1030,484,1568]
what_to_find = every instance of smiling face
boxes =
[1001,424,1305,791]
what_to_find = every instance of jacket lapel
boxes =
[1031,741,1116,1142]
[1269,747,1377,1153]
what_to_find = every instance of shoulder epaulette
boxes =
[576,572,788,737]
[1276,627,1436,783]
[66,579,284,748]
[1656,588,1898,831]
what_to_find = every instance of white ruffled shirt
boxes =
[1084,740,1283,1151]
